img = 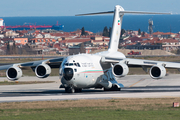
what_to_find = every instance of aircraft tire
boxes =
[104,86,121,91]
[65,87,75,93]
[75,88,82,92]
[104,88,110,91]
[70,88,75,93]
[113,85,121,91]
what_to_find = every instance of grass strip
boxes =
[0,98,180,120]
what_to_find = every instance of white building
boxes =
[0,19,4,26]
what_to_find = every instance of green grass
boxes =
[0,107,180,120]
[0,98,180,120]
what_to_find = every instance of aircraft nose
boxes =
[63,68,74,81]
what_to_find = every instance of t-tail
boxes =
[76,5,171,52]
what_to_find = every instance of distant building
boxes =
[69,46,99,55]
[0,19,4,26]
[3,30,19,37]
[14,38,28,45]
[1,38,28,45]
[125,36,143,43]
[30,38,56,44]
[60,38,91,47]
[153,32,176,38]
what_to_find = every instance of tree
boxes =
[109,27,112,37]
[80,43,86,53]
[120,29,126,38]
[81,27,86,36]
[12,42,17,54]
[142,31,145,37]
[6,41,10,55]
[138,28,141,35]
[176,49,180,54]
[102,26,109,37]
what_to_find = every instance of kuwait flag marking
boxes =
[118,20,120,25]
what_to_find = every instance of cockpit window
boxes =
[64,62,81,67]
[69,63,73,66]
[77,63,80,67]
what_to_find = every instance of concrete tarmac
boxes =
[0,75,180,102]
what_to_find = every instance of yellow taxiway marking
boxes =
[129,78,145,87]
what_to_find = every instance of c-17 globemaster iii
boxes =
[0,5,175,93]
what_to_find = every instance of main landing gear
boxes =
[65,87,82,93]
[104,85,121,91]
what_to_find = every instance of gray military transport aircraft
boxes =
[0,5,175,93]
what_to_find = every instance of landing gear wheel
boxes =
[65,88,68,93]
[65,87,75,93]
[116,88,121,91]
[114,85,121,91]
[70,88,75,93]
[75,88,82,93]
[104,88,109,91]
[103,86,121,91]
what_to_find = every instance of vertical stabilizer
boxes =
[108,5,124,52]
[76,5,171,53]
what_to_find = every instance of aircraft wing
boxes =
[0,57,65,80]
[101,56,180,79]
[101,57,180,69]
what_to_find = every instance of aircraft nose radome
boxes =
[63,68,74,81]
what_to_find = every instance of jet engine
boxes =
[112,63,129,78]
[35,64,51,78]
[149,65,166,79]
[6,66,22,81]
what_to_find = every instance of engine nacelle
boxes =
[6,66,22,81]
[35,64,51,78]
[150,65,166,79]
[112,63,129,78]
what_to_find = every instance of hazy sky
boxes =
[0,0,180,17]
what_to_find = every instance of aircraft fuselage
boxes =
[59,51,126,89]
[60,54,104,89]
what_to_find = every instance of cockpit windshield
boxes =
[64,62,81,67]
[69,63,73,66]
[77,63,80,67]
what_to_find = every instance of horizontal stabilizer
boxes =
[121,11,171,14]
[75,11,114,16]
[76,11,171,16]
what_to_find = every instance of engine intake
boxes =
[150,65,166,79]
[35,64,51,78]
[112,63,129,78]
[6,66,22,81]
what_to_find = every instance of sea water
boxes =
[1,15,180,33]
